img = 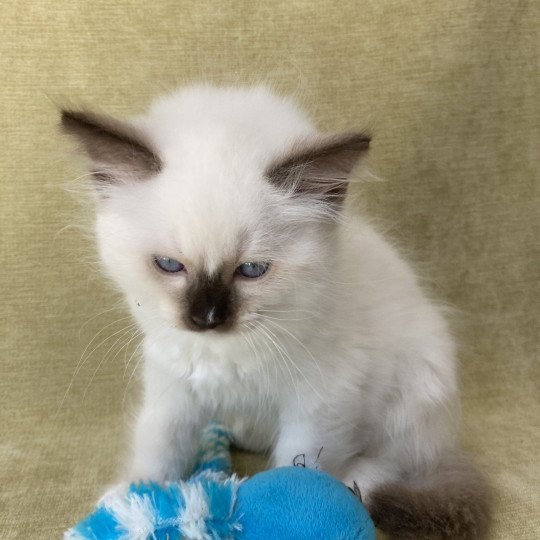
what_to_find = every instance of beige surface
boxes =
[1,1,538,538]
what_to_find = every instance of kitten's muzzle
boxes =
[184,274,234,331]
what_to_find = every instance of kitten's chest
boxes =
[148,332,275,411]
[187,355,255,405]
[184,342,278,450]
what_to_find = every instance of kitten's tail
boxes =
[367,452,492,539]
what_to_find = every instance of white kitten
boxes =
[62,85,491,538]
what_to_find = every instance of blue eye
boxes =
[154,256,185,273]
[237,261,269,279]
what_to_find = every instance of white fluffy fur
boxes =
[177,482,211,540]
[91,86,459,503]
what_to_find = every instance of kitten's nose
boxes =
[189,307,226,330]
[186,272,232,331]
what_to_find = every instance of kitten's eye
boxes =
[236,262,270,279]
[154,256,185,273]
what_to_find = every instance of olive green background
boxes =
[1,1,538,538]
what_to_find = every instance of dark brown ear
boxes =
[266,132,370,207]
[60,109,162,184]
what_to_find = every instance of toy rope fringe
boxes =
[65,424,243,540]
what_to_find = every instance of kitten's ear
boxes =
[60,109,162,185]
[266,132,370,208]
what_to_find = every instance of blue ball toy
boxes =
[65,424,375,540]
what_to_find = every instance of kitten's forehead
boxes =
[154,166,270,271]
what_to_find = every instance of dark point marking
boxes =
[60,108,162,184]
[184,270,236,331]
[266,132,370,208]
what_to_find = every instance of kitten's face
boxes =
[95,164,320,335]
[62,87,369,337]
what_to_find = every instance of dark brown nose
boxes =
[189,307,227,330]
[186,274,232,331]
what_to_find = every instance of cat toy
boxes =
[65,423,375,539]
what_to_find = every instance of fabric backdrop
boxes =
[1,1,538,538]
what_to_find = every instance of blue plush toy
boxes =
[65,424,375,539]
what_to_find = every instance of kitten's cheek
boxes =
[158,297,182,326]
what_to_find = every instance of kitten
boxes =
[61,85,491,539]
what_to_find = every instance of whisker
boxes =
[77,302,126,339]
[82,325,138,401]
[122,332,145,378]
[56,314,137,415]
[253,322,302,407]
[258,320,327,406]
[262,317,324,382]
[239,323,272,417]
